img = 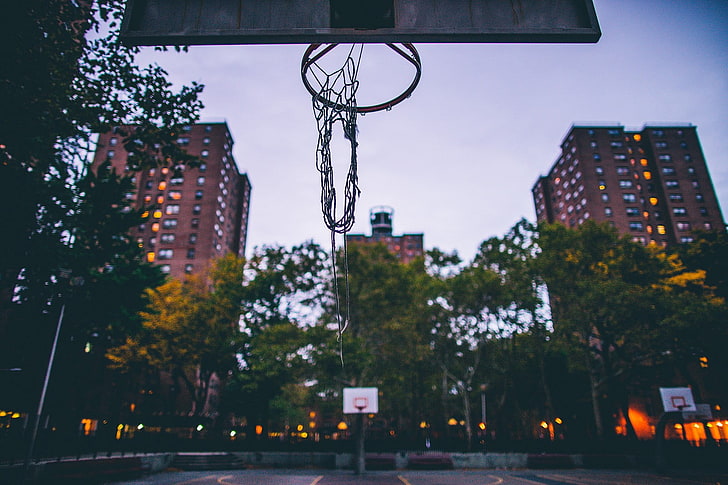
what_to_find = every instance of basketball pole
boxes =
[354,412,365,474]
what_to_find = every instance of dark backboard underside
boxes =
[121,0,601,46]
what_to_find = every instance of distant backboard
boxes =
[121,0,601,46]
[343,387,379,414]
[659,387,697,413]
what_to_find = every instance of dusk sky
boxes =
[135,0,728,262]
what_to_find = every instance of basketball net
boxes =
[308,44,364,365]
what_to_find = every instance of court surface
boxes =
[109,468,725,485]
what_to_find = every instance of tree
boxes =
[107,254,246,419]
[535,221,725,440]
[0,0,203,347]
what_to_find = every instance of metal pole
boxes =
[354,413,365,475]
[24,303,65,481]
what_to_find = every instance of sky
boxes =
[134,0,728,262]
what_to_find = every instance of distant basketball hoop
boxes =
[343,387,379,414]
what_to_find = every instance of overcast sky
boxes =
[135,0,728,262]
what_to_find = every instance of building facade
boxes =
[346,206,424,264]
[93,122,251,279]
[533,124,725,245]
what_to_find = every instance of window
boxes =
[595,166,604,175]
[593,153,601,161]
[655,141,668,149]
[665,180,680,189]
[613,154,627,160]
[669,194,684,202]
[696,193,704,202]
[158,249,174,259]
[643,170,652,180]
[601,193,609,202]
[160,265,171,274]
[699,207,708,216]
[203,137,211,145]
[684,154,692,162]
[146,252,155,263]
[187,248,196,259]
[653,129,665,137]
[199,163,207,172]
[605,207,613,216]
[619,180,633,188]
[622,193,637,203]
[191,218,200,228]
[192,204,201,215]
[162,219,178,228]
[680,237,694,243]
[599,181,607,190]
[165,204,180,215]
[676,222,691,231]
[195,190,203,199]
[201,150,209,158]
[610,141,623,148]
[109,137,118,146]
[160,233,175,243]
[704,222,713,230]
[189,234,198,244]
[107,150,115,158]
[687,167,696,175]
[692,180,700,189]
[616,166,630,175]
[657,224,666,235]
[168,191,182,200]
[629,222,644,231]
[184,264,194,274]
[152,210,162,219]
[170,176,184,185]
[197,176,205,185]
[204,125,212,132]
[680,141,688,149]
[177,137,190,146]
[673,207,687,215]
[626,207,640,217]
[608,129,620,136]
[659,154,672,162]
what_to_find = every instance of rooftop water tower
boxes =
[370,206,394,237]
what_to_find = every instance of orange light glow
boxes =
[146,252,155,262]
[158,181,167,190]
[634,134,642,141]
[640,158,648,166]
[153,210,162,219]
[649,197,659,206]
[643,171,652,180]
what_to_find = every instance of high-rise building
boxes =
[92,122,251,279]
[532,124,725,245]
[346,206,424,263]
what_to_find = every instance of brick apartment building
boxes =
[92,122,251,279]
[346,206,424,264]
[532,124,725,245]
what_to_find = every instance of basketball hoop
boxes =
[301,43,422,114]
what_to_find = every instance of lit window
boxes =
[673,207,687,215]
[168,191,182,200]
[601,193,609,202]
[599,181,607,190]
[158,249,174,259]
[170,176,184,185]
[156,195,164,204]
[143,194,152,203]
[189,234,198,244]
[146,252,155,262]
[622,193,637,203]
[640,158,648,166]
[696,193,704,202]
[595,167,604,175]
[669,194,684,202]
[643,171,652,180]
[616,167,630,175]
[633,134,642,141]
[151,222,160,232]
[162,219,177,228]
[197,176,205,185]
[659,155,673,163]
[109,137,118,146]
[676,222,691,231]
[160,233,175,243]
[665,180,679,189]
[199,163,207,172]
[203,137,210,145]
[160,265,171,274]
[626,207,640,216]
[184,264,194,274]
[152,210,162,219]
[704,222,713,230]
[680,237,694,243]
[619,180,633,188]
[649,197,659,206]
[195,190,203,200]
[141,210,150,219]
[193,204,201,215]
[655,141,668,149]
[646,225,653,234]
[166,204,180,215]
[201,150,209,158]
[657,225,666,235]
[629,222,644,231]
[605,207,613,216]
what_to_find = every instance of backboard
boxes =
[343,387,379,414]
[120,0,600,46]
